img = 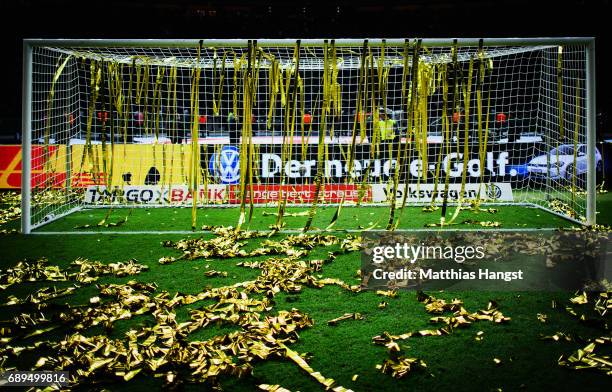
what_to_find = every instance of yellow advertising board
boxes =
[70,144,193,187]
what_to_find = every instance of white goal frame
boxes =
[21,38,597,234]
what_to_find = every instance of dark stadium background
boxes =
[0,0,610,145]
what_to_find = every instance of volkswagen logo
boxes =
[485,183,502,199]
[209,146,240,184]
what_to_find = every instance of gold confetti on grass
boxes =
[327,313,364,326]
[158,256,176,264]
[463,200,498,214]
[594,292,610,316]
[204,270,228,277]
[549,199,583,220]
[0,191,20,205]
[0,258,65,290]
[421,205,439,212]
[418,329,447,336]
[493,358,502,365]
[422,296,463,315]
[373,294,510,343]
[0,258,148,290]
[2,277,341,388]
[570,291,588,305]
[0,192,21,225]
[339,235,362,252]
[542,291,612,376]
[475,331,484,341]
[377,356,427,379]
[0,190,71,225]
[0,227,366,390]
[541,332,574,342]
[376,290,398,298]
[259,384,292,392]
[262,211,310,217]
[562,292,610,330]
[0,207,20,225]
[461,219,502,227]
[161,227,352,263]
[3,286,77,306]
[537,313,548,323]
[372,292,511,379]
[558,342,612,375]
[280,343,354,391]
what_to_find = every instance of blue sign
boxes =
[209,145,240,184]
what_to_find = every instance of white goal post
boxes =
[21,38,597,233]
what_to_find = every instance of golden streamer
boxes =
[279,67,287,108]
[355,49,379,206]
[411,46,433,215]
[148,65,166,206]
[303,40,334,232]
[152,66,166,142]
[416,58,431,183]
[237,41,257,230]
[440,41,459,225]
[233,53,241,120]
[267,58,281,128]
[347,40,369,205]
[274,41,301,230]
[378,41,388,132]
[274,67,294,226]
[369,49,378,154]
[446,55,474,225]
[190,41,203,230]
[557,46,564,140]
[98,64,109,196]
[94,61,120,227]
[475,40,491,203]
[429,63,447,209]
[136,61,150,136]
[330,49,342,123]
[398,40,421,213]
[43,55,73,190]
[124,59,134,147]
[366,49,375,146]
[572,78,581,211]
[247,43,261,224]
[299,76,309,162]
[326,43,349,229]
[78,59,103,190]
[106,62,121,190]
[397,40,418,217]
[253,47,263,115]
[164,65,178,199]
[387,40,413,229]
[212,50,227,116]
[120,60,135,220]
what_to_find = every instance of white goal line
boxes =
[29,227,563,236]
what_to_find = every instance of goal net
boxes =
[21,38,597,232]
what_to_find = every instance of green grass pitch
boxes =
[0,195,610,391]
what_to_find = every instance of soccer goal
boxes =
[21,38,597,233]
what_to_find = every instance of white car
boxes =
[527,144,602,180]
